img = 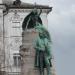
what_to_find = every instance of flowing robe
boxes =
[34,36,52,68]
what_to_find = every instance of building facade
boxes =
[0,0,53,75]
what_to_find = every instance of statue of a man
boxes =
[34,23,52,75]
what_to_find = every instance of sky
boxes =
[21,0,75,75]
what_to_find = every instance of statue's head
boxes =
[31,9,39,24]
[32,8,38,15]
[35,23,51,42]
[35,23,46,38]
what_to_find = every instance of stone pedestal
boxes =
[20,29,38,75]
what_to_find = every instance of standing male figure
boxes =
[34,24,52,75]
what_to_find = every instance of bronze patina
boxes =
[34,23,52,75]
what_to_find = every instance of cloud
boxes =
[47,0,75,75]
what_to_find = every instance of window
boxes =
[13,53,21,67]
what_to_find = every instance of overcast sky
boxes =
[21,0,75,75]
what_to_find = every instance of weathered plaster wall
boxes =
[0,9,4,72]
[3,8,48,74]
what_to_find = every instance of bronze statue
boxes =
[34,23,52,75]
